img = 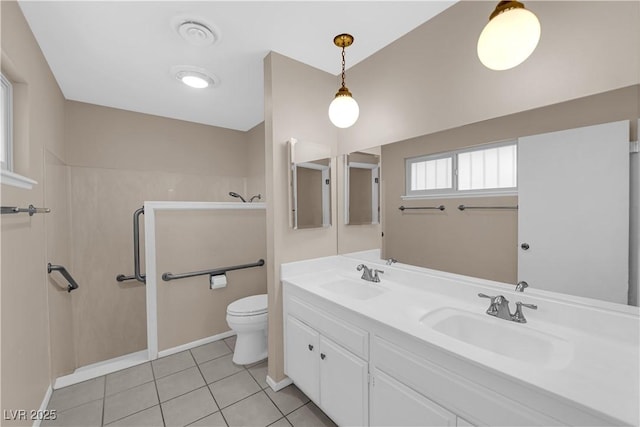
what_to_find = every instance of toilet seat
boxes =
[227,294,267,316]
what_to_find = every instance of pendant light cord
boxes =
[341,46,347,89]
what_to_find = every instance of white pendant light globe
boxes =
[477,2,541,71]
[329,93,359,129]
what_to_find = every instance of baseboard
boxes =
[54,350,148,389]
[32,385,53,427]
[157,330,236,358]
[266,375,293,392]
[53,332,237,390]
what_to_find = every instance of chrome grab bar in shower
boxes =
[162,259,265,282]
[2,205,51,216]
[116,206,146,284]
[48,263,79,292]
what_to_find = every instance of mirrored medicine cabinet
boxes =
[344,152,380,225]
[288,138,332,230]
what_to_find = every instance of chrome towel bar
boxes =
[1,205,51,216]
[399,205,445,211]
[48,263,79,292]
[162,259,265,282]
[458,205,518,211]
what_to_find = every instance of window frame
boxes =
[404,140,518,200]
[1,72,13,172]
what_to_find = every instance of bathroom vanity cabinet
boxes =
[284,295,368,426]
[282,256,637,426]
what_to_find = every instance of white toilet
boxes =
[226,294,268,365]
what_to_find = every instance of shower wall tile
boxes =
[69,166,247,367]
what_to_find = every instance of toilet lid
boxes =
[227,294,268,316]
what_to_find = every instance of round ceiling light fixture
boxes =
[477,1,541,71]
[171,66,219,89]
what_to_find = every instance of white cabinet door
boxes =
[518,121,629,303]
[371,369,456,427]
[285,316,320,403]
[319,336,368,427]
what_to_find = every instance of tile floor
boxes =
[44,337,336,427]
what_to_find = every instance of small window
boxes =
[1,73,13,172]
[405,141,517,198]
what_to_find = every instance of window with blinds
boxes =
[405,141,517,197]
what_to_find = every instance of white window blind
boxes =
[405,141,517,198]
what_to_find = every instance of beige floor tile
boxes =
[103,381,159,424]
[106,405,164,426]
[199,354,244,384]
[265,385,309,415]
[106,362,154,396]
[161,387,218,427]
[247,360,268,389]
[188,411,227,427]
[287,403,336,427]
[156,366,206,402]
[191,341,231,365]
[42,399,103,427]
[209,371,261,409]
[48,377,105,412]
[152,351,196,379]
[221,392,282,427]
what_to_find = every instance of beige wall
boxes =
[247,121,266,201]
[156,209,267,351]
[340,1,640,153]
[382,86,639,285]
[1,1,68,423]
[64,101,253,366]
[264,52,338,382]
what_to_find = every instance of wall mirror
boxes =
[288,138,332,229]
[345,152,380,225]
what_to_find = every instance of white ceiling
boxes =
[18,1,456,131]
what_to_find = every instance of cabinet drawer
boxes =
[287,296,368,359]
[372,336,562,426]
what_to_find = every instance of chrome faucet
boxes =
[386,258,397,266]
[357,264,384,283]
[515,281,528,292]
[478,293,537,323]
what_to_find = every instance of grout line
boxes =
[149,357,167,427]
[101,375,107,426]
[192,350,229,427]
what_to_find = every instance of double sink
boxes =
[318,274,573,368]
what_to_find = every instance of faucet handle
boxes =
[478,293,495,300]
[373,269,384,282]
[512,301,538,323]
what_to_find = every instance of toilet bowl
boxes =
[226,294,268,365]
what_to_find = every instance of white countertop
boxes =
[281,252,640,426]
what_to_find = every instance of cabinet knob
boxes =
[520,243,530,250]
[308,344,313,351]
[320,353,326,360]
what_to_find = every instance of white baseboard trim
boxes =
[53,332,237,390]
[54,350,148,389]
[266,375,293,392]
[157,330,236,358]
[32,385,53,427]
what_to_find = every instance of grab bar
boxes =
[162,259,265,282]
[2,205,51,216]
[116,207,146,283]
[458,205,518,211]
[48,263,79,292]
[399,205,445,211]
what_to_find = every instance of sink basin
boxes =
[320,279,387,301]
[420,308,573,368]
